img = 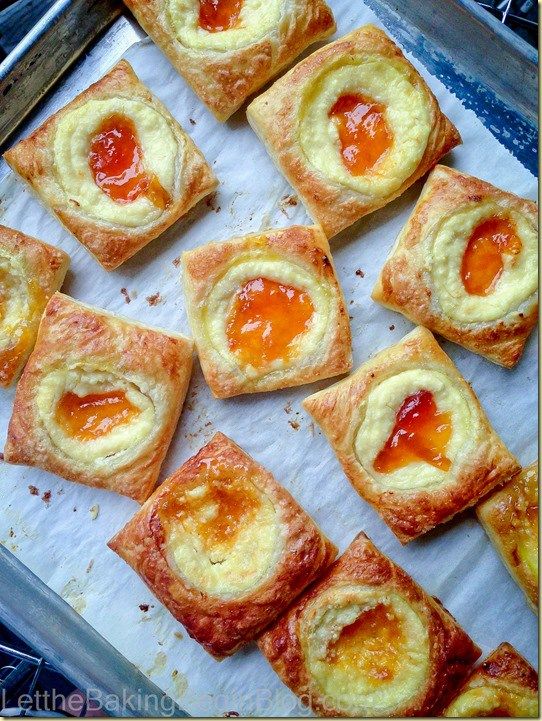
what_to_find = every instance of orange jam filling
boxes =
[374,389,452,474]
[199,0,242,32]
[55,390,140,441]
[329,93,392,175]
[0,276,44,385]
[157,459,261,550]
[461,216,522,296]
[327,604,404,684]
[88,113,171,208]
[226,276,314,368]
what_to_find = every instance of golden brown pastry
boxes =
[3,60,217,270]
[181,224,352,398]
[258,531,481,717]
[477,462,538,611]
[3,292,193,502]
[247,24,461,238]
[372,165,538,368]
[0,225,69,388]
[443,643,538,717]
[108,432,337,658]
[303,326,519,543]
[122,0,336,121]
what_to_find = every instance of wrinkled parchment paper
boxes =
[0,2,537,716]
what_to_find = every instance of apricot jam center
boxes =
[327,604,404,684]
[329,93,392,175]
[226,277,314,368]
[199,0,242,32]
[461,216,522,296]
[0,276,43,386]
[88,113,170,208]
[158,460,260,550]
[55,390,140,441]
[374,389,452,473]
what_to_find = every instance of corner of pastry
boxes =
[181,224,352,398]
[3,292,194,502]
[122,0,336,121]
[107,431,337,658]
[258,531,481,717]
[442,642,538,717]
[247,24,461,237]
[372,164,538,368]
[0,225,69,388]
[303,326,520,543]
[477,461,538,611]
[3,59,217,270]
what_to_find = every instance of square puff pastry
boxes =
[122,0,336,122]
[477,462,538,612]
[108,432,337,658]
[258,531,481,717]
[372,165,538,368]
[443,642,538,718]
[181,224,352,398]
[3,292,193,502]
[0,225,69,388]
[247,24,461,238]
[3,60,217,270]
[303,326,520,543]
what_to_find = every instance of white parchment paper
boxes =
[0,2,537,716]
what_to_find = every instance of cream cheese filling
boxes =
[53,98,181,227]
[429,202,537,323]
[0,249,30,352]
[166,0,281,52]
[202,253,333,379]
[36,366,158,471]
[355,369,475,491]
[298,56,431,198]
[165,479,282,598]
[300,584,430,716]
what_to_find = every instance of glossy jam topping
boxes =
[158,459,261,550]
[226,276,314,368]
[374,389,452,473]
[55,390,140,441]
[199,0,242,32]
[327,604,404,684]
[329,93,392,176]
[461,217,522,296]
[0,276,43,386]
[88,114,171,208]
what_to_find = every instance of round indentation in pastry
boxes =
[299,585,430,716]
[444,686,538,718]
[429,202,537,323]
[159,456,282,597]
[355,369,475,491]
[36,366,157,469]
[298,56,431,198]
[166,0,280,51]
[88,113,171,209]
[203,253,333,377]
[226,276,315,369]
[0,249,42,379]
[53,98,181,228]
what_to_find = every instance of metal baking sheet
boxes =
[0,0,537,717]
